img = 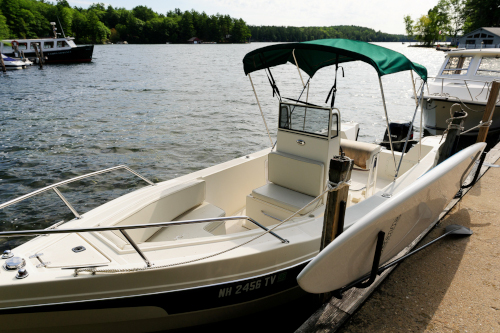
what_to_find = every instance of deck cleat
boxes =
[2,250,14,259]
[16,268,29,279]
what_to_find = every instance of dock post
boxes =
[437,110,467,164]
[477,81,500,143]
[0,54,6,73]
[39,44,45,65]
[319,154,352,302]
[34,43,43,70]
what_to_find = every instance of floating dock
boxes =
[297,142,500,333]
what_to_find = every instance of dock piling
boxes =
[319,154,352,303]
[33,43,43,70]
[0,53,6,73]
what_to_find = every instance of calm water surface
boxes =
[0,42,444,247]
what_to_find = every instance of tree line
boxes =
[250,25,408,43]
[0,0,251,43]
[404,0,500,46]
[0,0,410,45]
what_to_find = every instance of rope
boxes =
[75,164,353,276]
[460,119,492,135]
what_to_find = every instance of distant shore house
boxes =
[458,28,500,49]
[188,37,203,44]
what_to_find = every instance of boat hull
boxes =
[423,97,500,136]
[0,261,308,332]
[297,142,486,293]
[4,45,94,64]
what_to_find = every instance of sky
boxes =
[67,0,440,35]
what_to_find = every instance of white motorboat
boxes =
[1,53,30,70]
[422,48,500,136]
[0,39,485,332]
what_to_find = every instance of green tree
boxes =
[404,15,414,40]
[132,6,157,22]
[179,11,195,41]
[462,0,500,32]
[0,9,10,39]
[231,18,251,42]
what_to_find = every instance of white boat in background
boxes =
[0,39,484,332]
[1,54,31,70]
[422,48,500,136]
[1,22,93,64]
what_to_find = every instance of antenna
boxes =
[57,16,67,38]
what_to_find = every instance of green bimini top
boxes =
[243,39,427,82]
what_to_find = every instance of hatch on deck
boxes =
[33,234,110,268]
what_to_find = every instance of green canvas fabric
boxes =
[243,39,427,81]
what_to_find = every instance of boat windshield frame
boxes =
[278,102,337,139]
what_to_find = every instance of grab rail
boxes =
[425,76,497,101]
[0,165,155,219]
[0,216,289,267]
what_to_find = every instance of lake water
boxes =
[0,42,444,248]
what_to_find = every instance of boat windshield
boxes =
[475,56,500,77]
[441,56,472,75]
[279,102,332,137]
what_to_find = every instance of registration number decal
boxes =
[218,272,287,298]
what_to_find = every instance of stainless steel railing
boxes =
[0,216,289,267]
[424,76,497,102]
[0,165,155,219]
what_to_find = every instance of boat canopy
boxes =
[243,39,428,81]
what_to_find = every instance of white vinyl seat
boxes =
[251,183,316,214]
[244,152,324,228]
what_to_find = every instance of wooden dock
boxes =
[296,142,500,333]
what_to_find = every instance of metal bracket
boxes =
[29,253,51,268]
[332,224,472,299]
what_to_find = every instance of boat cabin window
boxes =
[57,41,68,48]
[18,43,27,50]
[279,102,331,137]
[475,57,500,77]
[441,56,472,75]
[44,41,54,49]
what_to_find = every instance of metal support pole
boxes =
[120,229,153,267]
[378,76,397,172]
[248,73,273,146]
[394,87,424,178]
[53,187,81,219]
[292,49,305,88]
[410,71,418,107]
[419,85,424,162]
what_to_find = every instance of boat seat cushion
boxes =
[340,139,381,169]
[251,183,316,215]
[268,152,324,197]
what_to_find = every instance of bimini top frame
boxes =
[242,39,429,180]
